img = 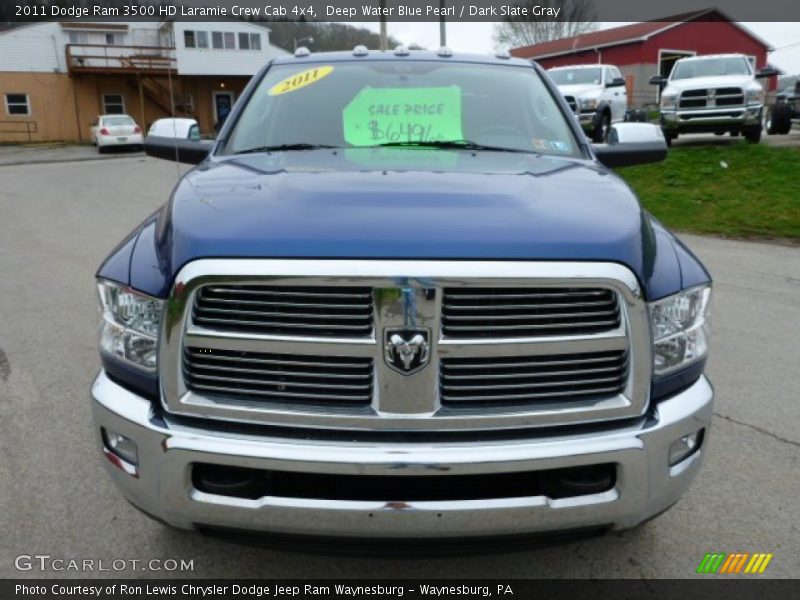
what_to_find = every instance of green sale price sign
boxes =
[343,86,463,146]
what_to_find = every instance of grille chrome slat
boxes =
[194,285,374,338]
[443,309,619,322]
[442,365,626,380]
[443,299,614,310]
[445,290,609,300]
[187,362,371,380]
[441,350,628,406]
[199,297,372,310]
[195,306,372,321]
[183,346,374,406]
[188,383,373,402]
[185,349,369,369]
[443,319,620,332]
[441,287,620,339]
[204,286,371,299]
[441,353,624,370]
[443,375,625,392]
[188,372,372,391]
[440,385,625,402]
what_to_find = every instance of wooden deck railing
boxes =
[65,44,176,74]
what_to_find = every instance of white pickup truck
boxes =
[548,64,628,142]
[650,53,777,145]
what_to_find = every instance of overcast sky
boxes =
[354,22,800,75]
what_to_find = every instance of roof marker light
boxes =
[294,46,311,58]
[437,46,453,57]
[394,45,410,56]
[353,45,369,57]
[496,49,512,59]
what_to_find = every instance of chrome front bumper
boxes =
[91,370,713,539]
[661,106,762,132]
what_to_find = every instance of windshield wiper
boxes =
[367,140,532,153]
[235,143,339,154]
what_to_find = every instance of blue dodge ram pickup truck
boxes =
[91,49,713,548]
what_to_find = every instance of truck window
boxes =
[223,61,580,157]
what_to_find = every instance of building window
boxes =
[105,33,120,45]
[238,32,261,50]
[184,30,195,48]
[224,32,235,49]
[5,93,30,116]
[196,31,208,49]
[212,31,223,49]
[68,31,88,44]
[102,94,125,114]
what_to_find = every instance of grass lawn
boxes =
[618,143,800,241]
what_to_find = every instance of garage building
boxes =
[510,9,777,108]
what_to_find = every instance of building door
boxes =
[212,91,234,128]
[658,49,696,80]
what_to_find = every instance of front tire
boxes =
[769,104,793,135]
[591,111,611,143]
[743,126,762,144]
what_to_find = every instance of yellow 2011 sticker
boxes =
[268,66,334,96]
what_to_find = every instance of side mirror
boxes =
[649,75,666,87]
[607,77,626,88]
[144,136,213,165]
[593,123,667,169]
[755,67,779,79]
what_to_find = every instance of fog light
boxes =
[669,428,704,466]
[102,428,138,474]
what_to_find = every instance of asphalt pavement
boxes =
[0,153,798,579]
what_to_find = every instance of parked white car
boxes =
[147,118,201,140]
[650,54,776,145]
[90,115,144,153]
[548,64,628,142]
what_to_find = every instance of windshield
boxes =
[222,61,579,157]
[548,68,602,86]
[671,57,751,80]
[103,116,134,126]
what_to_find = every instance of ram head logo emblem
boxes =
[384,328,431,375]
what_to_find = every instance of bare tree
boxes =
[493,0,597,48]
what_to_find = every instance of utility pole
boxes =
[439,0,447,46]
[380,0,388,51]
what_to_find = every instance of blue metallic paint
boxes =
[96,52,711,398]
[105,149,703,302]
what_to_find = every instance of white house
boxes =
[0,19,287,142]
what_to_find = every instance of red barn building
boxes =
[511,9,775,108]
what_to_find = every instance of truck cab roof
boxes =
[270,49,532,68]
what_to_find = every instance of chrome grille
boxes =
[564,95,578,112]
[678,87,744,109]
[192,285,373,338]
[162,260,650,432]
[441,287,620,338]
[183,347,373,406]
[441,350,628,405]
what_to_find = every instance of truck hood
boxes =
[125,148,686,299]
[556,84,602,98]
[664,74,754,94]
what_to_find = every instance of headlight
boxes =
[97,280,163,371]
[578,97,598,111]
[746,88,765,105]
[649,285,711,376]
[660,93,678,110]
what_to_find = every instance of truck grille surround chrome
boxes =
[160,260,652,432]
